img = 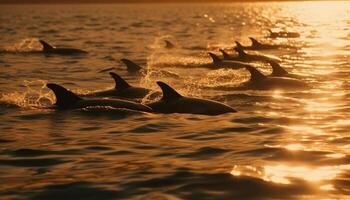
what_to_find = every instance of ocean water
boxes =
[1,2,350,199]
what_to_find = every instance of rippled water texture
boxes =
[1,2,350,199]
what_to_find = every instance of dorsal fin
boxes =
[249,37,261,47]
[208,52,221,63]
[234,42,247,57]
[156,81,182,101]
[120,58,142,73]
[39,40,54,51]
[164,40,174,48]
[46,83,82,108]
[219,49,230,60]
[269,61,288,76]
[109,72,131,91]
[245,66,266,82]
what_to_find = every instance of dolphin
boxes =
[219,44,281,63]
[268,30,300,38]
[120,58,142,74]
[46,83,152,112]
[39,40,88,55]
[82,72,158,100]
[238,66,308,90]
[268,60,302,79]
[147,81,237,115]
[194,53,252,70]
[120,58,179,78]
[237,37,294,50]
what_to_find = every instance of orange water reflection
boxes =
[231,163,350,189]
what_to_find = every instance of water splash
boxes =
[3,38,43,53]
[0,80,53,108]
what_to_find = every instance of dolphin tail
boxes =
[208,52,221,63]
[39,40,54,51]
[245,66,266,82]
[46,83,82,108]
[269,61,288,76]
[109,72,131,91]
[249,37,261,47]
[219,49,230,60]
[120,58,142,73]
[156,81,182,101]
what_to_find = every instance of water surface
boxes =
[1,2,350,199]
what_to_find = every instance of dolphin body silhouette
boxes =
[194,53,252,70]
[39,40,87,55]
[268,61,302,79]
[147,82,237,115]
[268,30,300,38]
[46,83,152,112]
[238,66,308,90]
[237,37,294,50]
[219,45,281,63]
[82,72,158,100]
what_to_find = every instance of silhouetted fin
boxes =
[120,58,142,73]
[39,40,54,51]
[157,81,182,101]
[46,83,82,108]
[269,61,288,76]
[208,52,221,63]
[245,66,266,82]
[164,40,175,48]
[109,72,131,91]
[219,49,230,60]
[234,42,247,57]
[249,37,261,47]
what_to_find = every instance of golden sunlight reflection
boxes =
[264,143,307,151]
[284,143,305,151]
[326,153,346,159]
[303,100,340,113]
[281,125,325,136]
[231,164,350,187]
[320,184,335,191]
[334,119,350,126]
[272,90,282,99]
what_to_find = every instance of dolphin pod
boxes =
[39,40,88,55]
[47,81,237,116]
[37,32,307,115]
